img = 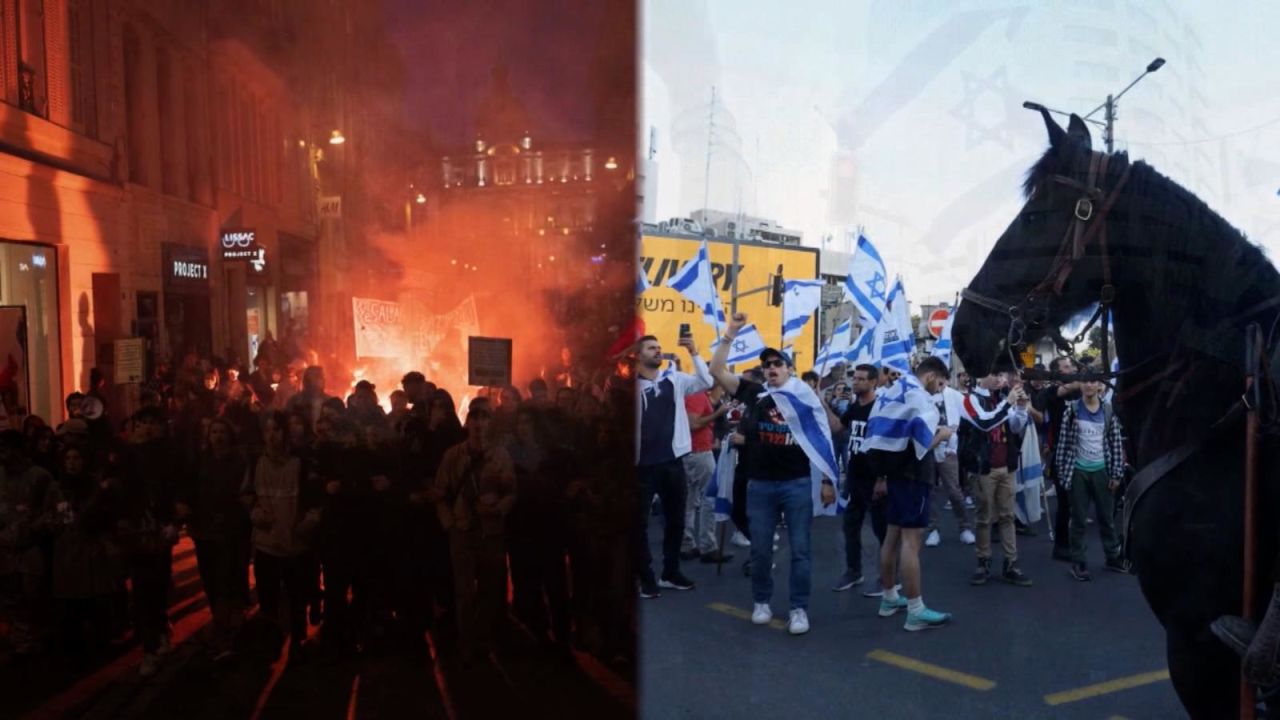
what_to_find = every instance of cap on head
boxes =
[758,347,793,367]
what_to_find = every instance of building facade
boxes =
[0,0,326,424]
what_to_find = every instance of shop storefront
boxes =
[0,240,61,423]
[279,232,317,353]
[161,242,213,361]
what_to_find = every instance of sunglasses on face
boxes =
[762,359,786,369]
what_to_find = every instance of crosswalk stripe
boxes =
[865,649,996,691]
[1043,670,1169,706]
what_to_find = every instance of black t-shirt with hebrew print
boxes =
[733,379,812,481]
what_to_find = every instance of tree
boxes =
[1084,326,1116,364]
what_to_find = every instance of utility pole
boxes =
[1103,93,1115,154]
[703,86,716,216]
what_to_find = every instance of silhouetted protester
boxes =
[179,418,250,661]
[114,408,180,677]
[315,417,377,653]
[0,430,54,667]
[246,412,322,659]
[436,408,516,663]
[44,445,118,664]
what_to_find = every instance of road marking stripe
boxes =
[707,602,787,631]
[865,649,996,691]
[1043,670,1170,706]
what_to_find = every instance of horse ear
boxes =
[1067,114,1093,150]
[1040,108,1066,149]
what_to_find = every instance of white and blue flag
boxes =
[816,317,854,374]
[666,240,726,334]
[846,321,878,366]
[863,373,939,460]
[874,278,914,373]
[782,279,824,344]
[760,377,841,516]
[844,234,889,326]
[707,445,737,522]
[930,306,955,369]
[712,323,767,366]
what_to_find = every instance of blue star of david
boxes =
[732,339,748,353]
[851,328,875,356]
[866,272,886,302]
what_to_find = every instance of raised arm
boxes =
[709,313,749,395]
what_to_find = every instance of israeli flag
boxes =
[930,306,956,368]
[816,317,854,374]
[712,323,766,366]
[637,267,652,295]
[666,240,726,334]
[782,279,824,344]
[863,373,939,460]
[844,234,889,326]
[1014,422,1044,525]
[846,321,878,366]
[760,377,841,516]
[707,445,737,522]
[874,278,914,373]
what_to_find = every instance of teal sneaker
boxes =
[878,596,908,617]
[904,606,952,632]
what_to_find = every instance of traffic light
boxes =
[769,265,785,306]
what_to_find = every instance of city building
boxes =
[689,209,802,246]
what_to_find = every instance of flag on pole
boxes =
[666,240,726,334]
[844,234,889,326]
[707,446,737,522]
[875,278,913,373]
[637,267,652,295]
[846,320,878,366]
[712,323,767,366]
[930,306,956,368]
[816,317,854,375]
[782,279,824,344]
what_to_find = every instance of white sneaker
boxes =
[788,609,810,635]
[731,531,751,548]
[960,529,976,545]
[751,603,773,625]
[925,529,941,547]
[139,653,160,678]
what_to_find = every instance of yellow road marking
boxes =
[865,649,996,691]
[1043,670,1170,706]
[707,602,788,631]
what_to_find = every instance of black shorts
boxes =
[885,476,930,529]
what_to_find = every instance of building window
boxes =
[155,47,177,196]
[67,0,95,136]
[122,25,145,184]
[18,0,46,116]
[494,159,515,186]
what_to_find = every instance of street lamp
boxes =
[1083,57,1165,153]
[329,129,346,145]
[604,156,618,170]
[415,192,426,204]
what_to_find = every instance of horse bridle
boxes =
[961,149,1132,383]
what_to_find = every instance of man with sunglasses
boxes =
[710,314,839,636]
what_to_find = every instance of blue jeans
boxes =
[747,477,813,610]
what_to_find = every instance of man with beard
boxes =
[634,333,712,599]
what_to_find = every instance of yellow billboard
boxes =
[639,234,821,369]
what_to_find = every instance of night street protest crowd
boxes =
[636,312,1132,635]
[0,337,636,683]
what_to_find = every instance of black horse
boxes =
[952,110,1280,718]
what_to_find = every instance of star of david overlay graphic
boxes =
[866,272,887,302]
[950,65,1021,151]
